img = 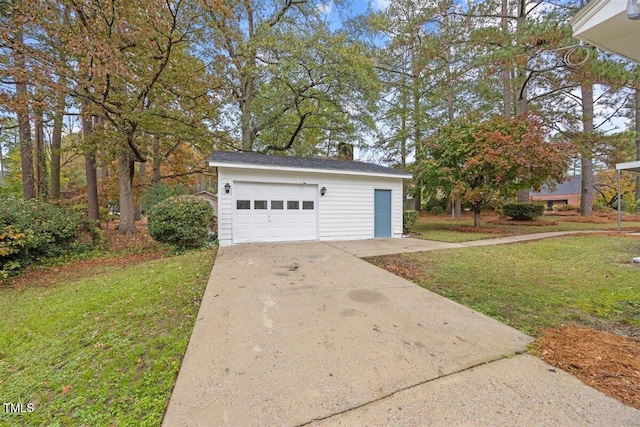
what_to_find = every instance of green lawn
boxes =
[367,235,640,336]
[0,249,216,426]
[411,213,640,243]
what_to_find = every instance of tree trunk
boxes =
[635,86,640,213]
[515,0,528,118]
[50,94,65,199]
[86,151,99,221]
[580,80,595,216]
[152,135,161,183]
[83,106,99,221]
[473,203,481,228]
[514,0,529,203]
[412,38,422,211]
[240,75,255,151]
[14,26,35,200]
[444,9,455,124]
[34,98,47,199]
[445,37,462,220]
[134,161,146,221]
[0,139,4,180]
[118,151,137,234]
[50,7,68,199]
[501,0,512,118]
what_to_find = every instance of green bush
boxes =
[147,195,213,248]
[0,197,100,277]
[429,206,446,215]
[557,204,578,212]
[403,210,418,234]
[502,202,545,221]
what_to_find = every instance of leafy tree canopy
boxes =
[416,114,573,226]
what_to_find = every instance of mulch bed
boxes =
[449,225,507,234]
[487,219,558,227]
[367,254,430,282]
[537,326,640,409]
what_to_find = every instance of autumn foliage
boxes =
[0,197,99,278]
[417,114,573,226]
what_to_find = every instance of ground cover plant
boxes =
[0,232,216,426]
[367,234,640,409]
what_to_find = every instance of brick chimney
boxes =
[337,143,354,161]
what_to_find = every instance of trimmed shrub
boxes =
[403,210,418,234]
[557,204,578,212]
[0,197,100,277]
[147,195,213,248]
[502,202,545,221]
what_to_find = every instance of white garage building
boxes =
[209,151,412,247]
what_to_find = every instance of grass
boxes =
[0,248,216,426]
[367,235,640,336]
[411,211,640,243]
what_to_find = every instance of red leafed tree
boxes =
[417,114,573,227]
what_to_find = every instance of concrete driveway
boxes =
[163,239,640,426]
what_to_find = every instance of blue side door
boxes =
[374,189,392,238]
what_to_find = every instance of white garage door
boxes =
[233,182,318,244]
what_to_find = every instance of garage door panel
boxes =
[233,182,317,244]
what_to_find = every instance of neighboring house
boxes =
[570,0,640,63]
[209,151,412,247]
[194,191,218,217]
[530,176,582,210]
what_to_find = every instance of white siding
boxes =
[216,167,405,247]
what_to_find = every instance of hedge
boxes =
[502,202,545,221]
[147,195,213,248]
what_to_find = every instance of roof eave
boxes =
[570,0,609,29]
[616,160,640,172]
[209,161,413,180]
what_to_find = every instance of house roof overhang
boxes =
[570,0,640,63]
[616,160,640,173]
[208,151,413,180]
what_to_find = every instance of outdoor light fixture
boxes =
[320,186,327,196]
[628,0,640,20]
[224,183,231,194]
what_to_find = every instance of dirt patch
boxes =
[536,326,640,410]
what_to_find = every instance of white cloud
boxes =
[316,2,333,14]
[370,0,391,11]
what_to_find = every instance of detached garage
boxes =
[209,151,412,247]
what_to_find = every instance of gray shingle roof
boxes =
[209,151,412,178]
[531,176,582,196]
